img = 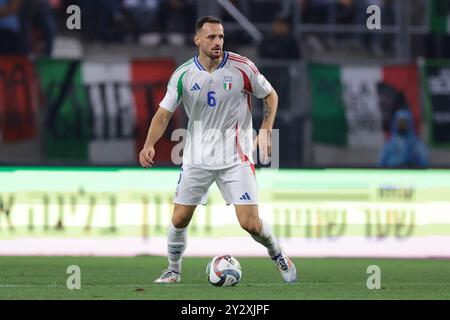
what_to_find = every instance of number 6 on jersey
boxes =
[207,91,217,108]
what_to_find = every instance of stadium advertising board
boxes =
[1,168,449,258]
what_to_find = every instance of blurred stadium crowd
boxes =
[1,0,450,168]
[0,0,439,57]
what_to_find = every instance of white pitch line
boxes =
[0,283,302,288]
[1,282,450,289]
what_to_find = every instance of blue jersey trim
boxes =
[194,52,228,71]
[194,56,205,71]
[218,51,228,69]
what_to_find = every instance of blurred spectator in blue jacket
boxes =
[0,0,22,54]
[379,110,429,168]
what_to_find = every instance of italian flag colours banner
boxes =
[36,58,179,164]
[308,63,422,148]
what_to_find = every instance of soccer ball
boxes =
[206,255,242,287]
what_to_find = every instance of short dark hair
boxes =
[196,16,222,32]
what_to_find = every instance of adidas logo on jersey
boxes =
[190,83,201,91]
[239,192,251,201]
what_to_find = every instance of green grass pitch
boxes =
[0,256,449,300]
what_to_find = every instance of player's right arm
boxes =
[139,64,187,168]
[139,107,173,168]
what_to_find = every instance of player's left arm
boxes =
[258,89,278,160]
[261,89,278,130]
[245,57,278,161]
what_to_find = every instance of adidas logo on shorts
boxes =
[239,192,251,201]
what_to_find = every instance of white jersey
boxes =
[160,51,273,169]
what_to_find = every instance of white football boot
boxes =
[154,269,180,283]
[272,251,297,283]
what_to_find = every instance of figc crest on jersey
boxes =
[223,75,233,91]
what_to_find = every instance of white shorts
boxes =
[174,162,258,205]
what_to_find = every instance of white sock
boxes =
[251,219,281,258]
[167,223,188,273]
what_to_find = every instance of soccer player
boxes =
[139,16,297,283]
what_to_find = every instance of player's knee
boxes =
[171,213,191,228]
[172,205,195,228]
[240,220,261,236]
[171,216,190,229]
